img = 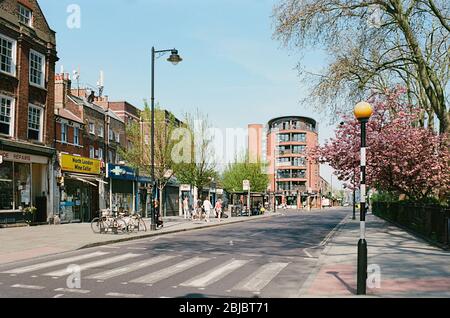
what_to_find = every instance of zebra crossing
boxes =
[0,249,301,295]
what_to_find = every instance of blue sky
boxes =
[39,0,343,189]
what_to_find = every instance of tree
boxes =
[119,102,179,216]
[310,88,450,202]
[174,110,217,199]
[222,155,269,193]
[273,0,450,133]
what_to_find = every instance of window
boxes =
[89,146,95,159]
[0,95,14,136]
[98,125,104,138]
[61,123,67,143]
[115,132,120,143]
[292,145,306,154]
[292,133,306,142]
[28,105,42,141]
[98,148,103,160]
[109,129,114,141]
[277,134,290,143]
[29,50,45,87]
[89,122,95,135]
[293,157,306,167]
[108,150,113,163]
[292,170,306,178]
[73,127,79,145]
[0,34,16,75]
[18,4,32,26]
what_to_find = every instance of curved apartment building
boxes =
[266,116,320,208]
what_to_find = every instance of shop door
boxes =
[90,185,99,221]
[164,186,179,217]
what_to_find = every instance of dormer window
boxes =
[18,4,33,27]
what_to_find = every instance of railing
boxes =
[372,202,450,249]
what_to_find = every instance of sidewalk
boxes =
[301,213,450,297]
[0,212,281,265]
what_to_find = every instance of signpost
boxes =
[243,180,250,216]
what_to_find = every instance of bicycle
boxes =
[91,209,128,234]
[126,213,147,233]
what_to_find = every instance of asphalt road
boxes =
[0,208,348,298]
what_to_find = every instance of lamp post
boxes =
[352,168,356,220]
[150,47,182,231]
[354,101,373,295]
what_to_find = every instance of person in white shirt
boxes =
[183,197,190,219]
[203,198,213,223]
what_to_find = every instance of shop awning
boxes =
[64,173,108,187]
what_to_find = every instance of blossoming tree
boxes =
[311,88,450,202]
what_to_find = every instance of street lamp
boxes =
[354,101,373,295]
[150,47,182,231]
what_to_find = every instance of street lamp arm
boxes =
[154,48,177,54]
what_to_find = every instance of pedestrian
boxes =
[203,197,213,223]
[195,198,203,221]
[154,200,163,229]
[214,199,223,222]
[183,196,190,220]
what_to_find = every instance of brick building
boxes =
[0,0,57,223]
[54,74,127,222]
[248,116,321,209]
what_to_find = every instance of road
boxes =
[0,208,348,298]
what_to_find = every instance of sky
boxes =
[39,0,344,190]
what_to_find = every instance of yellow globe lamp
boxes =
[354,102,373,121]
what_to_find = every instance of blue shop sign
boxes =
[138,175,152,183]
[106,164,136,181]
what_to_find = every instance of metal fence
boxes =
[372,202,450,248]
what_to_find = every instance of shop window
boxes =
[0,161,13,210]
[0,161,31,211]
[14,163,31,209]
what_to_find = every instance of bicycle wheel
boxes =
[91,218,103,234]
[138,218,147,232]
[113,218,128,234]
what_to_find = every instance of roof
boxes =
[68,95,124,123]
[268,116,317,127]
[57,108,83,124]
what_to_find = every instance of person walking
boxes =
[214,199,223,222]
[195,198,203,221]
[154,200,163,229]
[183,197,190,220]
[203,197,213,223]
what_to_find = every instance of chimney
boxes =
[54,73,71,110]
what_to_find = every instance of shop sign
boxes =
[107,164,136,180]
[138,175,152,183]
[0,150,47,164]
[216,189,224,195]
[61,154,101,175]
[180,184,191,191]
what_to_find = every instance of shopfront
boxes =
[0,150,50,224]
[106,164,137,214]
[59,154,102,223]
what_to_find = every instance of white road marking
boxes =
[130,257,209,284]
[126,247,147,250]
[106,292,143,298]
[233,262,289,292]
[320,217,349,246]
[43,253,141,277]
[54,288,90,294]
[2,252,109,274]
[303,249,313,258]
[53,294,65,298]
[180,259,250,288]
[86,255,176,280]
[11,284,45,290]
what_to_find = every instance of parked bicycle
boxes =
[91,209,147,234]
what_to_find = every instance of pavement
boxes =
[0,211,283,265]
[301,212,450,298]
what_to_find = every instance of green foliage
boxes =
[222,155,269,193]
